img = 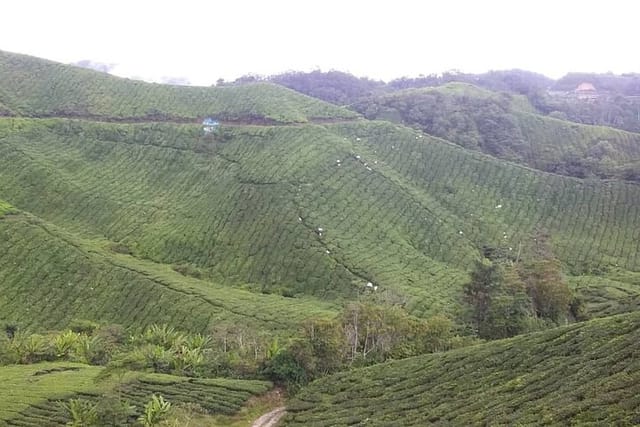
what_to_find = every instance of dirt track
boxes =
[251,407,287,427]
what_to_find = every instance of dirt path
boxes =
[12,114,360,127]
[251,406,287,427]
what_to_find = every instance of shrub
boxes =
[138,394,171,426]
[61,398,98,427]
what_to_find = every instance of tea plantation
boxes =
[0,362,270,426]
[0,50,356,123]
[285,310,640,426]
[1,115,639,323]
[357,83,640,181]
[0,209,336,333]
[1,50,640,425]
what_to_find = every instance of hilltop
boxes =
[270,70,640,181]
[0,50,357,124]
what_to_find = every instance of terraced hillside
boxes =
[1,117,639,323]
[1,52,639,331]
[0,50,357,123]
[0,362,270,426]
[285,311,640,426]
[354,83,640,181]
[0,207,336,333]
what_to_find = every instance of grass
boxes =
[0,50,357,123]
[0,363,272,426]
[285,311,640,426]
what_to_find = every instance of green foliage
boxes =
[285,311,640,426]
[521,258,572,322]
[95,395,137,427]
[520,231,573,322]
[0,199,14,216]
[465,233,575,338]
[69,319,100,335]
[261,305,463,389]
[464,261,533,339]
[3,116,639,325]
[1,52,640,362]
[138,394,171,426]
[262,341,313,389]
[11,333,53,364]
[54,331,82,360]
[124,324,210,376]
[61,398,98,427]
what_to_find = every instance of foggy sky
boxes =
[2,0,638,86]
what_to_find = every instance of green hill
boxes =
[1,51,639,330]
[285,311,640,426]
[0,50,357,123]
[0,362,271,426]
[2,50,640,426]
[354,83,640,181]
[1,116,639,325]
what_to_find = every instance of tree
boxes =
[464,260,533,339]
[520,231,572,323]
[301,318,345,375]
[261,344,310,388]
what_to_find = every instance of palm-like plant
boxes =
[54,330,81,360]
[60,398,98,427]
[138,394,171,426]
[12,333,50,364]
[135,324,185,350]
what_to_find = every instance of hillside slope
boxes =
[1,118,639,321]
[0,206,335,333]
[0,50,357,123]
[285,311,640,426]
[1,52,639,329]
[354,83,640,181]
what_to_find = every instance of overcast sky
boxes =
[1,0,638,86]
